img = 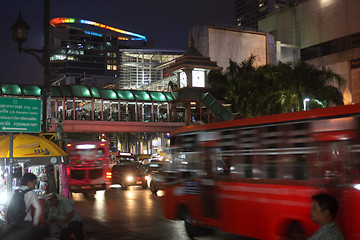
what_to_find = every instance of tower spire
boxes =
[189,27,195,48]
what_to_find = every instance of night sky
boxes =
[1,0,235,85]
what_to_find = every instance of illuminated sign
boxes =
[50,17,147,42]
[75,144,97,149]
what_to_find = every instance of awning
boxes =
[0,134,69,167]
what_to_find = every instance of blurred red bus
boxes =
[66,141,111,196]
[162,104,360,240]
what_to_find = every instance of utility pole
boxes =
[11,0,51,133]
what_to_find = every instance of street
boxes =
[72,187,251,240]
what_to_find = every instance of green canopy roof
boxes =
[51,86,63,97]
[132,91,151,102]
[116,90,135,100]
[61,85,72,97]
[71,85,92,98]
[90,87,101,98]
[148,91,167,102]
[2,84,22,95]
[99,89,118,100]
[23,85,41,96]
[165,92,176,101]
[0,84,177,103]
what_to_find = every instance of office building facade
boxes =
[259,0,360,104]
[235,0,304,29]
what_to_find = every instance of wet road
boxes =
[72,186,252,240]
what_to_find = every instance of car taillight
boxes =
[106,171,112,179]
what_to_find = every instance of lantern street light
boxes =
[11,12,30,48]
[10,0,51,133]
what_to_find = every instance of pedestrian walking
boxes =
[47,193,84,240]
[2,173,43,239]
[6,172,42,226]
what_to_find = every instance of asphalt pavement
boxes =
[72,187,255,240]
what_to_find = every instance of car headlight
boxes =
[127,176,134,181]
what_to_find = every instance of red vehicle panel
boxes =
[162,104,360,240]
[66,141,111,195]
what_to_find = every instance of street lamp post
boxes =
[11,0,51,133]
[303,98,310,111]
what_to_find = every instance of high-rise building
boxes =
[50,27,120,87]
[49,17,184,89]
[235,0,304,29]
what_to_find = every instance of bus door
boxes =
[200,143,218,219]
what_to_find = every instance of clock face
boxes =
[192,70,205,87]
[180,72,187,88]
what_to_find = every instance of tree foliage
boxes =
[207,56,345,118]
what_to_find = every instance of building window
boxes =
[107,65,117,70]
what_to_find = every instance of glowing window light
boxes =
[51,17,147,41]
[84,31,102,37]
[50,54,66,61]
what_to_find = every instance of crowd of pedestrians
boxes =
[0,173,84,240]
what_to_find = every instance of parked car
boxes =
[111,161,147,190]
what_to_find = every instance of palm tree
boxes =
[207,69,228,101]
[207,57,345,118]
[273,60,344,112]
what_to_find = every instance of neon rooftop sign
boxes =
[50,17,147,41]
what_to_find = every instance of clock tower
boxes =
[163,29,222,125]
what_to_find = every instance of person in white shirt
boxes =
[47,193,84,240]
[19,173,42,226]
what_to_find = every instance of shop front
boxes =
[0,134,69,229]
